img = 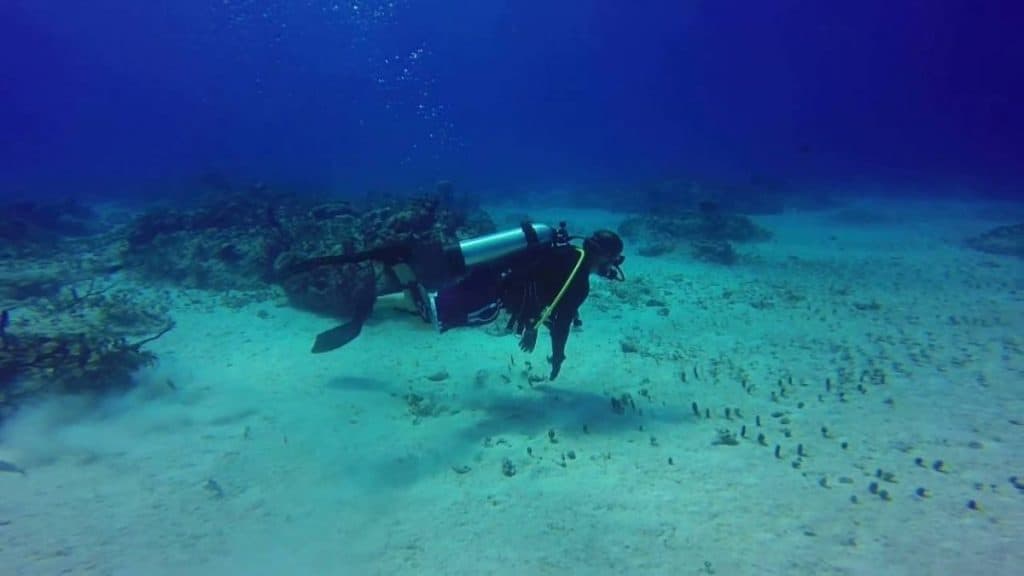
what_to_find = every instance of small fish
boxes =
[204,478,224,499]
[0,460,26,475]
[0,309,8,334]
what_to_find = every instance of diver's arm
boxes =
[546,285,587,379]
[545,253,591,379]
[547,312,572,380]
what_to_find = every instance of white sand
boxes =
[1,199,1022,575]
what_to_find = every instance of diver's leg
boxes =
[376,262,417,296]
[432,268,502,333]
[413,284,440,329]
[373,261,442,326]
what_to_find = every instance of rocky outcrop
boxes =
[121,192,496,317]
[618,204,771,264]
[965,223,1024,258]
[0,199,102,257]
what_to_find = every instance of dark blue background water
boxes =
[3,1,1021,201]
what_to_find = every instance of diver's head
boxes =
[584,229,625,281]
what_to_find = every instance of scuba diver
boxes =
[284,222,625,380]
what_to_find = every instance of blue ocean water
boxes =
[3,1,1021,202]
[3,3,1024,576]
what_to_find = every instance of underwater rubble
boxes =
[964,223,1024,258]
[618,203,771,264]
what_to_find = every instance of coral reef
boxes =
[0,275,174,413]
[964,223,1024,258]
[123,190,293,289]
[0,328,168,399]
[1,199,171,412]
[121,191,496,317]
[0,198,102,257]
[0,186,498,412]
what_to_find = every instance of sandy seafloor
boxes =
[1,199,1022,575]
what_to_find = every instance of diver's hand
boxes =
[549,353,565,380]
[519,329,538,353]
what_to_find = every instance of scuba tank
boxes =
[459,222,557,267]
[446,222,626,282]
[410,222,566,289]
[281,221,570,290]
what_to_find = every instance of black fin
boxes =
[309,291,376,354]
[311,320,364,353]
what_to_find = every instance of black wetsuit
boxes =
[499,244,591,379]
[432,243,589,379]
[291,238,594,376]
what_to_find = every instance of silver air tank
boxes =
[458,223,555,267]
